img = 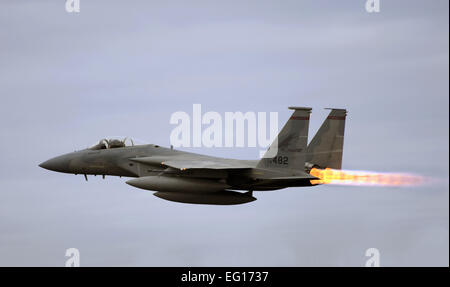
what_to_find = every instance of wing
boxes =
[129,155,257,170]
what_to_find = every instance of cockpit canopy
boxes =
[88,137,137,150]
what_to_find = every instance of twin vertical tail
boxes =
[257,107,311,172]
[306,108,347,170]
[257,107,347,173]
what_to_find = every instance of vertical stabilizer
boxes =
[257,107,311,172]
[306,108,347,169]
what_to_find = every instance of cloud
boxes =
[0,0,448,266]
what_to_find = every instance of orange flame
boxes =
[309,168,425,187]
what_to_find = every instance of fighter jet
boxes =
[39,107,347,205]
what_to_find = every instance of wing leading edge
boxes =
[130,156,255,170]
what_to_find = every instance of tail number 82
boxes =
[271,156,288,165]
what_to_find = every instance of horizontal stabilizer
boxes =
[269,174,319,181]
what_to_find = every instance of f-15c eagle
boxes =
[39,107,347,205]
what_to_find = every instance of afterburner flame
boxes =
[309,168,425,187]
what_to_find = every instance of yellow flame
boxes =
[309,168,425,187]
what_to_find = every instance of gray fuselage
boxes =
[39,144,315,191]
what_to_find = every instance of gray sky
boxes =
[0,0,448,266]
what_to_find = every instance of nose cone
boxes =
[39,154,72,173]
